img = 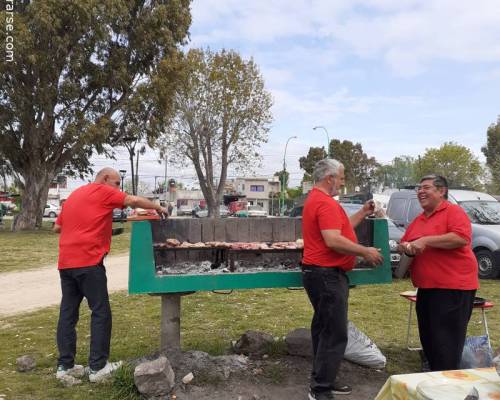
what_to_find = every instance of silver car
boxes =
[460,201,500,279]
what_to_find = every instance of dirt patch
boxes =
[172,355,388,400]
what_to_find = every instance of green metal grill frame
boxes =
[128,218,392,294]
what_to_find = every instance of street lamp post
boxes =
[119,170,127,192]
[313,126,330,157]
[281,135,297,216]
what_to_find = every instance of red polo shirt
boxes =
[56,183,127,269]
[401,201,478,289]
[302,188,357,270]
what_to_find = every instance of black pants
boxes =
[416,288,475,371]
[302,266,349,393]
[56,264,111,371]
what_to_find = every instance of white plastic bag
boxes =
[460,335,493,369]
[344,321,386,369]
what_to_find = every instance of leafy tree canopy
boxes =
[419,142,484,189]
[375,155,417,189]
[159,48,273,217]
[0,0,191,230]
[481,116,500,192]
[299,147,327,182]
[330,139,379,192]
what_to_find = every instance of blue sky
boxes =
[92,0,500,188]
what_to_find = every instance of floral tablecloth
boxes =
[374,367,500,400]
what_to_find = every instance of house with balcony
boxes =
[226,176,281,215]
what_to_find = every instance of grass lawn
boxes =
[0,220,130,273]
[0,279,498,399]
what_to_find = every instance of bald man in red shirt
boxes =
[302,158,383,400]
[399,174,478,372]
[54,168,167,382]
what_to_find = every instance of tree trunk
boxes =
[135,151,140,195]
[206,194,219,218]
[12,168,54,231]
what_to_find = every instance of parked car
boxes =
[387,189,500,279]
[288,202,404,269]
[192,205,208,218]
[192,205,230,218]
[112,208,127,222]
[177,205,193,216]
[43,204,61,218]
[247,205,267,217]
[340,203,404,269]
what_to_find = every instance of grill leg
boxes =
[481,308,491,350]
[160,294,181,355]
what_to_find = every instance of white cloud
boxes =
[271,88,423,122]
[190,0,500,75]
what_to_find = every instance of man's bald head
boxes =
[95,168,121,189]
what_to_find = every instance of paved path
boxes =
[0,254,129,317]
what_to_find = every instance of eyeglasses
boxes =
[415,184,435,192]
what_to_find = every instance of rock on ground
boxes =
[57,375,82,387]
[233,330,275,356]
[134,356,175,398]
[16,355,36,372]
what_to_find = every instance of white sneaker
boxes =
[55,364,85,379]
[88,361,123,383]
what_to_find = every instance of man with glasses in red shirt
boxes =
[53,168,168,383]
[399,174,478,371]
[302,158,384,400]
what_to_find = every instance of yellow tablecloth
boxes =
[374,367,500,400]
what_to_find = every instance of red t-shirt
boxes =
[56,183,127,269]
[301,187,357,270]
[401,201,478,290]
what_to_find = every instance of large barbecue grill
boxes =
[128,217,392,352]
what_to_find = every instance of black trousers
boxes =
[56,264,111,371]
[302,266,349,393]
[416,288,475,371]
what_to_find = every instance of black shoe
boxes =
[333,383,352,395]
[308,389,335,400]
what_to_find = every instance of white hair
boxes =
[313,158,344,182]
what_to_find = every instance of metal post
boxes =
[160,294,181,355]
[313,126,330,157]
[119,170,126,192]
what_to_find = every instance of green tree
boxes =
[481,117,500,192]
[112,57,184,195]
[375,156,417,189]
[419,142,484,189]
[159,48,273,218]
[287,187,303,199]
[298,147,327,182]
[329,139,379,192]
[274,170,290,189]
[0,0,190,230]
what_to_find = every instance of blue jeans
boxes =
[56,264,111,371]
[302,265,349,393]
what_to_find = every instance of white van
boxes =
[387,189,500,279]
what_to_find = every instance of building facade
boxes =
[226,176,281,215]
